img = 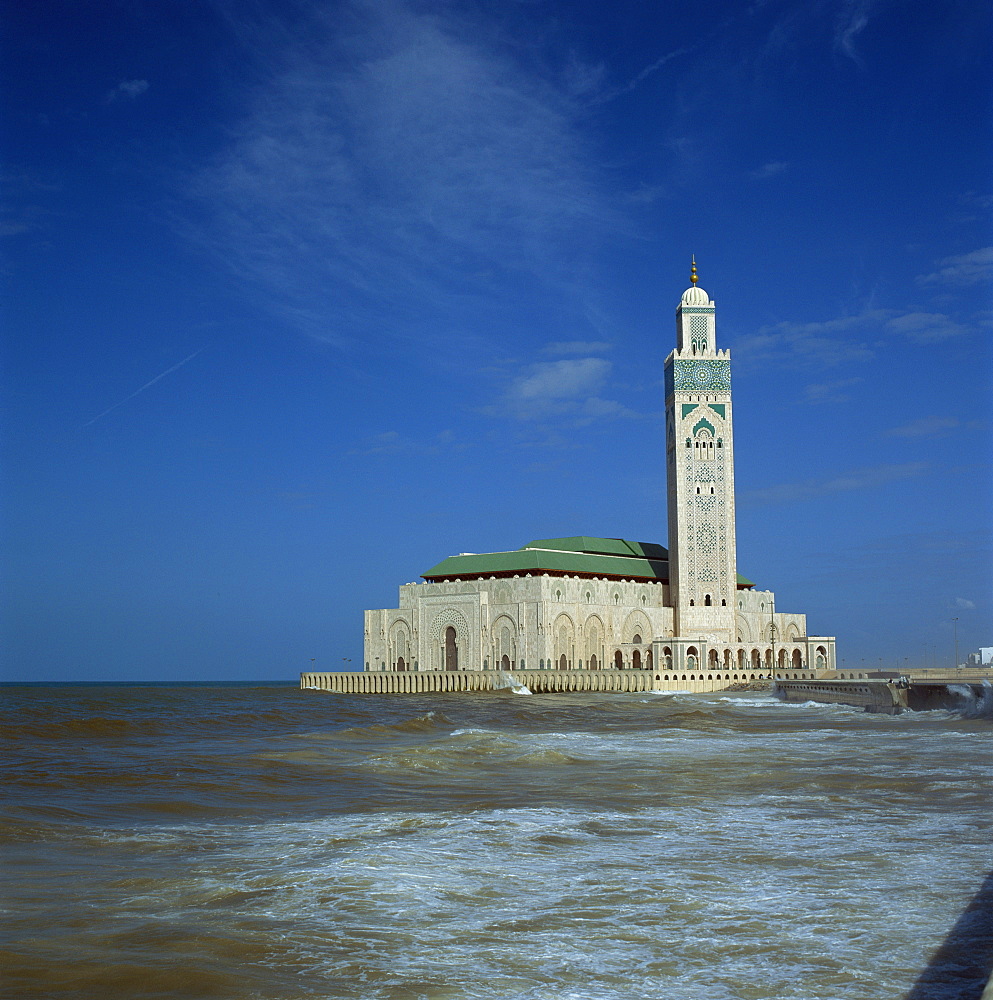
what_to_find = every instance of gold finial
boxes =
[690,255,698,284]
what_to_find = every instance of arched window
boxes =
[691,316,708,353]
[559,653,568,671]
[632,650,642,670]
[632,634,642,645]
[704,594,712,606]
[614,650,623,669]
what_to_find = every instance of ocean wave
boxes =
[328,712,452,740]
[946,683,993,720]
[1,716,142,740]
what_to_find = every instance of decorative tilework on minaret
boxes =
[664,261,738,642]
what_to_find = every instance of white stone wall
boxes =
[364,575,677,672]
[366,575,834,677]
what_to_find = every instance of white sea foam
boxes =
[489,673,532,695]
[9,686,990,1000]
[101,794,990,1000]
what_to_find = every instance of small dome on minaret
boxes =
[680,255,711,305]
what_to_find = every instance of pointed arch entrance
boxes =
[444,626,458,671]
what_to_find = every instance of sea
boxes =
[2,681,991,1000]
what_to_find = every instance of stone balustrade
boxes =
[299,669,777,695]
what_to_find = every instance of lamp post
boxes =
[951,618,959,670]
[769,595,777,679]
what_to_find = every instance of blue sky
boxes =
[3,0,991,682]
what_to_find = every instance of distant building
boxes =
[364,265,836,682]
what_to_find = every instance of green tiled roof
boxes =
[524,537,669,560]
[422,535,755,587]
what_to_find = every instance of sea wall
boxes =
[776,676,993,714]
[775,679,908,713]
[299,670,769,695]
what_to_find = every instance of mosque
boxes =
[362,265,836,685]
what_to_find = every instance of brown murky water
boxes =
[2,682,991,999]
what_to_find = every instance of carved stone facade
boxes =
[365,573,676,674]
[363,269,836,681]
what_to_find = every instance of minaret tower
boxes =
[664,259,738,642]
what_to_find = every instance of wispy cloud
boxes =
[486,357,637,424]
[735,305,972,369]
[107,79,149,102]
[884,312,968,342]
[81,348,206,428]
[591,47,690,105]
[740,462,928,506]
[348,428,459,457]
[803,376,863,404]
[954,597,976,610]
[916,247,993,287]
[750,160,789,180]
[542,341,613,356]
[734,312,882,368]
[884,416,966,438]
[506,358,610,411]
[190,0,611,344]
[1,172,62,238]
[958,192,993,211]
[834,0,877,65]
[625,183,668,204]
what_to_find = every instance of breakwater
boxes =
[775,676,993,714]
[299,669,777,695]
